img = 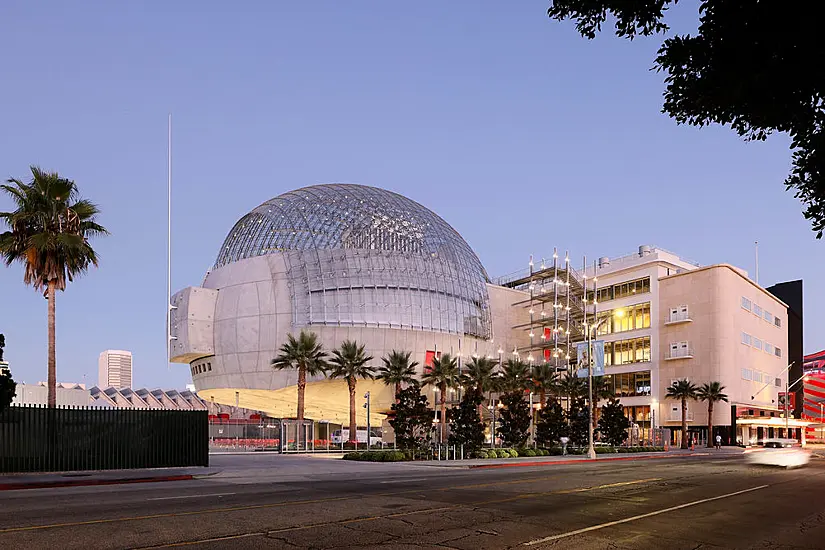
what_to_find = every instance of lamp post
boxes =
[487,404,497,448]
[585,317,609,460]
[364,391,371,449]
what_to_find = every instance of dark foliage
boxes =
[389,386,433,451]
[548,1,825,237]
[497,392,531,447]
[568,398,590,446]
[597,399,630,446]
[535,399,568,447]
[449,392,486,452]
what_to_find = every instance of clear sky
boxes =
[1,1,820,390]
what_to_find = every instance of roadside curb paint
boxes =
[0,474,195,491]
[469,452,718,470]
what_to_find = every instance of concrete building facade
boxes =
[98,350,133,388]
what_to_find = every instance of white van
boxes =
[331,427,382,446]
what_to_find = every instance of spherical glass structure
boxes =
[214,184,491,338]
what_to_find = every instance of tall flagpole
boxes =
[167,114,174,368]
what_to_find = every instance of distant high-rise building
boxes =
[98,350,132,388]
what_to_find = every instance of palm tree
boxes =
[421,353,459,443]
[377,350,419,398]
[461,356,499,421]
[462,356,499,400]
[531,363,558,408]
[590,375,614,429]
[666,379,698,449]
[271,331,330,420]
[697,382,729,448]
[557,372,586,410]
[499,358,531,393]
[329,340,375,443]
[0,167,107,407]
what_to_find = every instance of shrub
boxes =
[474,450,488,459]
[523,449,536,457]
[497,449,510,458]
[508,449,519,458]
[549,446,564,456]
[595,446,616,454]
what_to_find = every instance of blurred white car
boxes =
[744,439,811,468]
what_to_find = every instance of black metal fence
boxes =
[0,405,209,473]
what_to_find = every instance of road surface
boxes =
[1,452,824,549]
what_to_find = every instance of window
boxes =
[775,317,782,328]
[591,277,651,303]
[605,336,651,365]
[207,362,212,371]
[753,371,763,383]
[741,332,752,346]
[775,347,782,358]
[765,342,774,355]
[742,368,752,381]
[753,337,763,351]
[668,341,691,359]
[741,296,752,311]
[775,378,782,387]
[753,304,763,318]
[764,310,773,324]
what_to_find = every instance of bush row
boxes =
[342,450,409,462]
[470,445,666,459]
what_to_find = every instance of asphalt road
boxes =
[1,452,824,549]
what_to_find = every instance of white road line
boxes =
[148,493,235,501]
[380,478,426,484]
[523,484,769,546]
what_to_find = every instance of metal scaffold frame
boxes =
[499,249,592,371]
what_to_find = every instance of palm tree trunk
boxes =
[297,365,306,421]
[707,401,714,448]
[540,388,546,409]
[395,382,401,399]
[348,377,357,443]
[681,397,689,449]
[440,383,446,443]
[47,280,56,408]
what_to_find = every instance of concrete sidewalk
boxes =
[0,467,220,491]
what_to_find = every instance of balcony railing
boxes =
[664,314,693,326]
[665,346,695,360]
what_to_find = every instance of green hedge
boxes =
[342,450,409,462]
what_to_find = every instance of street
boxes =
[1,452,824,549]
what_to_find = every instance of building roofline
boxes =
[659,263,789,309]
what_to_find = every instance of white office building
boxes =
[98,350,133,389]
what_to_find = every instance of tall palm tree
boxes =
[557,372,586,410]
[530,363,558,408]
[462,356,499,400]
[271,331,330,420]
[377,350,418,398]
[0,167,107,407]
[461,356,499,421]
[697,382,729,448]
[329,340,375,443]
[666,379,698,449]
[421,353,459,443]
[590,375,614,428]
[499,358,531,394]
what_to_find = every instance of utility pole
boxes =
[364,391,371,448]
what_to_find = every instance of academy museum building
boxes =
[170,184,524,425]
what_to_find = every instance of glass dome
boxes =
[214,184,491,339]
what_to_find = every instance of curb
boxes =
[0,474,197,491]
[468,451,718,470]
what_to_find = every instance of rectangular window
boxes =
[741,332,752,346]
[753,371,763,383]
[742,368,752,381]
[775,378,782,387]
[741,296,752,311]
[775,317,782,328]
[765,342,774,355]
[764,310,773,324]
[753,337,763,351]
[754,304,763,318]
[775,347,782,358]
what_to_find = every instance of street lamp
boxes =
[363,391,371,449]
[585,316,609,460]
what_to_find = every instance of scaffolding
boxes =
[496,249,596,371]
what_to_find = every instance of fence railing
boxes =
[0,405,209,473]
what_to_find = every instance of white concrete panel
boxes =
[236,282,261,317]
[221,353,241,375]
[214,319,238,355]
[256,281,277,315]
[272,274,292,315]
[236,316,260,354]
[215,285,242,321]
[258,314,279,353]
[237,351,260,375]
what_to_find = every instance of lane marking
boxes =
[523,484,770,546]
[380,478,426,484]
[148,493,236,501]
[555,478,661,494]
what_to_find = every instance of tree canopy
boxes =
[547,1,825,237]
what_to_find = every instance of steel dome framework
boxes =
[214,184,492,339]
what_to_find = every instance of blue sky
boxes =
[1,1,819,389]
